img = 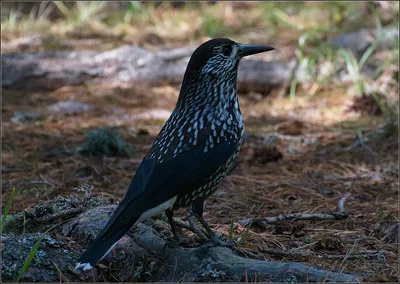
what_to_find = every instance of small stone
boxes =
[262,134,279,146]
[301,137,318,146]
[248,91,263,101]
[11,111,42,124]
[319,189,335,196]
[138,129,150,136]
[128,127,138,137]
[47,100,92,115]
[287,143,298,154]
[132,109,172,121]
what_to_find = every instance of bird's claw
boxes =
[200,233,235,250]
[166,235,197,249]
[211,234,235,248]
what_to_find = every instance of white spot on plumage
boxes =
[136,196,177,224]
[75,262,94,271]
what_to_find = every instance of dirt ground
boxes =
[2,75,399,281]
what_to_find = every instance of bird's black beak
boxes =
[238,43,275,57]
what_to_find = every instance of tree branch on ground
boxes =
[239,193,350,228]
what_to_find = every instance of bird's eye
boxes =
[222,45,232,56]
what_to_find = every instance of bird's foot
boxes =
[200,233,235,250]
[211,234,235,248]
[165,234,197,249]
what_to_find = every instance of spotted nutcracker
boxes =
[75,38,274,270]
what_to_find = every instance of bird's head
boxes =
[182,38,274,81]
[177,38,274,107]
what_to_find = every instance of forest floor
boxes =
[3,79,398,281]
[2,2,399,282]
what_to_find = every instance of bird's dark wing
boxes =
[99,138,238,241]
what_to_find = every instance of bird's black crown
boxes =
[182,38,274,80]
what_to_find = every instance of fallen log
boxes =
[1,196,363,282]
[1,45,295,94]
[332,27,398,56]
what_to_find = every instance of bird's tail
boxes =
[74,227,126,271]
[75,209,139,271]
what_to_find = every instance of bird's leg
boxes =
[192,199,234,248]
[193,212,235,248]
[192,198,214,237]
[187,208,208,240]
[165,209,179,240]
[165,209,196,246]
[193,213,214,237]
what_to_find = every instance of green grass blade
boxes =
[237,226,251,246]
[341,49,364,96]
[272,8,302,29]
[359,42,376,70]
[16,217,76,282]
[54,1,71,18]
[341,50,358,80]
[290,77,298,101]
[1,187,16,232]
[371,92,387,115]
[370,4,383,36]
[372,63,386,79]
[228,218,234,241]
[17,235,44,282]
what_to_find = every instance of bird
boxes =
[75,38,274,271]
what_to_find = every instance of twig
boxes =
[339,239,360,274]
[52,261,69,282]
[260,248,311,258]
[337,193,351,213]
[239,193,350,228]
[260,248,390,260]
[344,130,378,157]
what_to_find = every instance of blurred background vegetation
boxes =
[2,2,398,128]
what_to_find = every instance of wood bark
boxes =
[1,197,363,282]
